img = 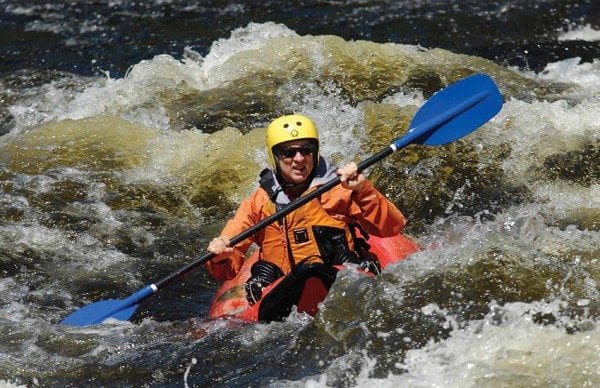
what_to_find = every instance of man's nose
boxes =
[292,151,306,161]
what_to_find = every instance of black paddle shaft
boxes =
[154,146,394,289]
[60,73,503,326]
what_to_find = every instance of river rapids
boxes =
[0,1,599,387]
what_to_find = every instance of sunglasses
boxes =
[277,144,316,159]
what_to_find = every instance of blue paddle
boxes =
[62,73,503,326]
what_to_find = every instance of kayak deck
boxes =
[208,233,419,322]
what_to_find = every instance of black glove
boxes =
[331,247,361,266]
[245,261,283,305]
[332,247,381,274]
[356,245,381,274]
[359,259,381,275]
[245,277,266,305]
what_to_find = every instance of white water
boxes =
[385,301,600,387]
[2,21,599,387]
[273,21,599,385]
[558,24,600,42]
[285,204,600,387]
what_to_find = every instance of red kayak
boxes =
[208,233,419,322]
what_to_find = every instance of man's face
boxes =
[275,140,316,185]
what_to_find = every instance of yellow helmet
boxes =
[265,114,319,167]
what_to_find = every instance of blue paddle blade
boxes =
[393,73,503,149]
[60,73,503,327]
[61,299,139,326]
[62,285,156,326]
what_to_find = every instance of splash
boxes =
[394,301,600,387]
[558,24,600,42]
[1,17,599,388]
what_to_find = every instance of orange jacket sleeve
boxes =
[204,191,262,281]
[323,180,406,237]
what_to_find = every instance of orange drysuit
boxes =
[205,157,406,281]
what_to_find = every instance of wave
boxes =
[0,22,598,387]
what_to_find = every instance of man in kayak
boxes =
[206,114,406,304]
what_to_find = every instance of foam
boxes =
[558,24,600,42]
